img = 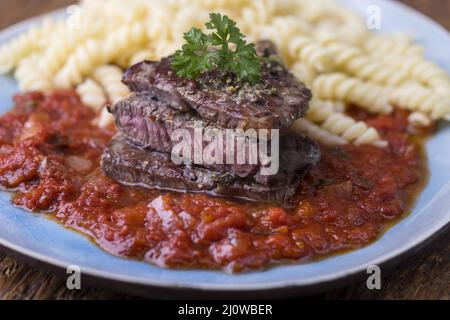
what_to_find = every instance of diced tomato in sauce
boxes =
[0,92,428,273]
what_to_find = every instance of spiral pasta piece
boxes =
[306,99,345,123]
[14,54,52,91]
[291,118,347,146]
[323,42,409,86]
[76,78,107,111]
[321,113,386,146]
[390,83,450,120]
[80,0,150,24]
[36,18,114,79]
[291,62,316,87]
[54,22,147,89]
[186,0,251,12]
[408,112,432,129]
[288,35,333,72]
[0,19,58,74]
[378,54,450,95]
[239,1,273,32]
[53,39,102,89]
[93,65,129,103]
[97,106,115,128]
[364,33,424,58]
[258,16,330,71]
[19,21,114,92]
[298,0,368,45]
[128,49,155,66]
[313,73,393,114]
[306,100,385,146]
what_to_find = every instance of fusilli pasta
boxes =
[408,112,432,129]
[292,118,348,146]
[364,33,424,58]
[54,22,147,89]
[93,65,129,103]
[96,106,115,128]
[15,54,53,91]
[324,42,409,86]
[306,99,345,123]
[306,99,385,146]
[259,18,331,71]
[313,73,393,114]
[288,35,333,72]
[378,54,450,95]
[0,19,59,74]
[321,113,386,147]
[390,83,450,120]
[291,62,317,87]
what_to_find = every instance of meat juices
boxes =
[102,42,320,203]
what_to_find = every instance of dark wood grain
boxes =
[0,0,449,300]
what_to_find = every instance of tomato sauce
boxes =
[0,92,428,273]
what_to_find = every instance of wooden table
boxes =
[0,0,449,300]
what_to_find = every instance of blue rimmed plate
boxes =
[0,0,449,298]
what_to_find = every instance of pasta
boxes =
[290,62,317,87]
[364,33,424,58]
[93,65,130,103]
[312,73,393,114]
[321,113,386,147]
[54,22,147,89]
[324,42,410,86]
[292,118,347,146]
[54,39,102,89]
[0,19,59,75]
[259,18,331,71]
[287,35,333,72]
[306,99,345,123]
[238,0,283,34]
[306,100,385,146]
[128,49,155,66]
[390,83,450,120]
[297,0,368,45]
[76,78,107,110]
[97,106,115,128]
[15,54,53,91]
[408,112,432,129]
[378,54,450,95]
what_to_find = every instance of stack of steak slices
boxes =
[101,41,321,203]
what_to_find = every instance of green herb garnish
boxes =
[172,13,262,84]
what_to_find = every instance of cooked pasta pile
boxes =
[0,0,449,146]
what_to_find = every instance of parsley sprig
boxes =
[172,13,262,84]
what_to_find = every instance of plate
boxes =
[0,0,449,299]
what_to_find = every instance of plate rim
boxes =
[0,0,449,294]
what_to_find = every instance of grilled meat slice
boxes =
[113,92,258,177]
[122,54,312,131]
[101,134,320,203]
[113,92,321,180]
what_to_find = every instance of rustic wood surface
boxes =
[0,0,449,300]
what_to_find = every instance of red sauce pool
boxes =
[0,91,429,273]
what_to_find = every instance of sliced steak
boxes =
[113,92,321,180]
[122,48,312,130]
[101,134,320,203]
[113,92,258,177]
